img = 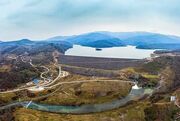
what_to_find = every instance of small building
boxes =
[33,79,39,85]
[170,96,176,102]
[26,82,33,86]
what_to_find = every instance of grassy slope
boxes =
[0,92,17,103]
[40,81,132,105]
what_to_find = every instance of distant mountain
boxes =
[67,32,125,48]
[48,36,76,41]
[0,39,72,55]
[1,31,180,55]
[17,39,33,44]
[123,34,180,45]
[81,38,125,48]
[94,31,180,45]
[48,32,125,48]
[96,31,156,40]
[0,39,34,46]
[137,43,180,50]
[48,31,180,49]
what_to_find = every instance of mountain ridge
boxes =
[47,31,180,49]
[48,31,180,42]
[1,31,180,50]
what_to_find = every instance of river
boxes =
[22,84,153,114]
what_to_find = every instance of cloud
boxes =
[0,0,180,40]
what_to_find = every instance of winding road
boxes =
[0,55,68,94]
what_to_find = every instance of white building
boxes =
[170,96,176,102]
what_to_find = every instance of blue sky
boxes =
[0,0,180,40]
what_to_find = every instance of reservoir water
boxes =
[65,45,156,59]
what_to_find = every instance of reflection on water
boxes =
[65,45,156,59]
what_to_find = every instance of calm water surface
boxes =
[65,45,156,59]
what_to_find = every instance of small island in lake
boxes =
[96,48,102,51]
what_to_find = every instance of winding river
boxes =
[21,84,153,114]
[0,84,153,114]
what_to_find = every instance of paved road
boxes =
[0,65,66,93]
[0,56,68,93]
[175,100,180,108]
[40,66,51,82]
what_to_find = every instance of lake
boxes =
[65,45,156,59]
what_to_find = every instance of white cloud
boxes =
[0,0,179,40]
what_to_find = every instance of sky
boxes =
[0,0,180,40]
